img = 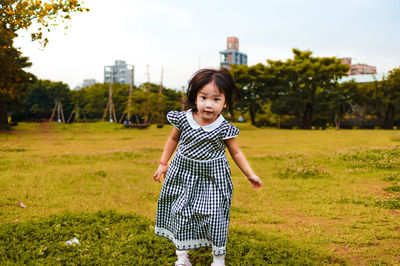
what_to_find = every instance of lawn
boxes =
[0,122,399,265]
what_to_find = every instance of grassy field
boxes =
[1,122,399,265]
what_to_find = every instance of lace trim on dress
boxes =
[155,226,226,256]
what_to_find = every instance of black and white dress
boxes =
[155,110,239,256]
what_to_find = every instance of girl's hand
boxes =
[247,174,262,189]
[153,164,168,183]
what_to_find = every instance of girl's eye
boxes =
[200,96,206,100]
[215,98,220,102]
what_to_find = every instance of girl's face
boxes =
[195,82,226,123]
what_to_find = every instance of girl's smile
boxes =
[193,82,226,126]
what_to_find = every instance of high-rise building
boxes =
[104,60,134,84]
[341,57,377,75]
[219,37,247,69]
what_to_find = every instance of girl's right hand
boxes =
[247,174,263,189]
[153,164,168,183]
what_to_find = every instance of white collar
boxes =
[186,109,225,132]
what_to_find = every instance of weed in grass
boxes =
[278,162,331,179]
[337,146,400,169]
[251,152,307,162]
[345,168,368,174]
[0,148,26,152]
[375,194,400,209]
[390,135,400,142]
[336,198,370,207]
[380,172,400,182]
[231,205,250,214]
[91,171,107,178]
[383,185,400,193]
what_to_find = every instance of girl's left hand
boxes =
[153,164,168,183]
[247,174,263,189]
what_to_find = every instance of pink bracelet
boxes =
[159,161,168,166]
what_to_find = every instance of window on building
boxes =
[228,42,232,49]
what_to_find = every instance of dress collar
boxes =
[186,109,225,132]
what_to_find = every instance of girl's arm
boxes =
[153,127,181,183]
[224,137,263,188]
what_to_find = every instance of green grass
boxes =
[0,211,343,265]
[1,122,400,264]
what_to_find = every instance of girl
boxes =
[153,68,262,266]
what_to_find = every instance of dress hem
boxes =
[154,226,226,256]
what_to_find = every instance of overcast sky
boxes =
[14,0,400,90]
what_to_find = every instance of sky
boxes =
[14,0,400,90]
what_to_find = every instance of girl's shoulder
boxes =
[166,110,186,131]
[219,120,239,140]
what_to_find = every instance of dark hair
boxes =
[186,68,240,113]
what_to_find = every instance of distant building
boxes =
[341,57,377,75]
[82,79,97,88]
[104,60,134,84]
[219,37,247,69]
[338,73,385,84]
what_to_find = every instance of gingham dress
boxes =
[155,110,239,256]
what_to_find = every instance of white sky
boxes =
[14,0,400,90]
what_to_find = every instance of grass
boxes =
[0,211,342,265]
[1,122,400,264]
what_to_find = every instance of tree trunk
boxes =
[335,105,344,129]
[249,104,256,126]
[0,101,10,131]
[302,103,313,129]
[229,109,236,122]
[335,114,341,129]
[384,104,395,129]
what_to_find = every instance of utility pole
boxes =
[159,67,164,94]
[127,65,134,122]
[146,64,151,92]
[181,86,185,111]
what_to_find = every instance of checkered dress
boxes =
[155,110,239,256]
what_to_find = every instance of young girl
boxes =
[153,68,262,266]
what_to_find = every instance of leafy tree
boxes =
[0,0,88,129]
[79,83,110,119]
[230,63,272,125]
[0,44,35,128]
[327,81,357,129]
[22,79,72,120]
[382,68,400,129]
[269,49,349,129]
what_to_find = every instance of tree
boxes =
[0,0,88,130]
[327,81,357,129]
[22,79,72,120]
[382,68,400,129]
[230,63,272,125]
[269,49,349,129]
[0,44,35,128]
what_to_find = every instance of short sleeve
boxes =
[221,123,239,140]
[166,111,184,131]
